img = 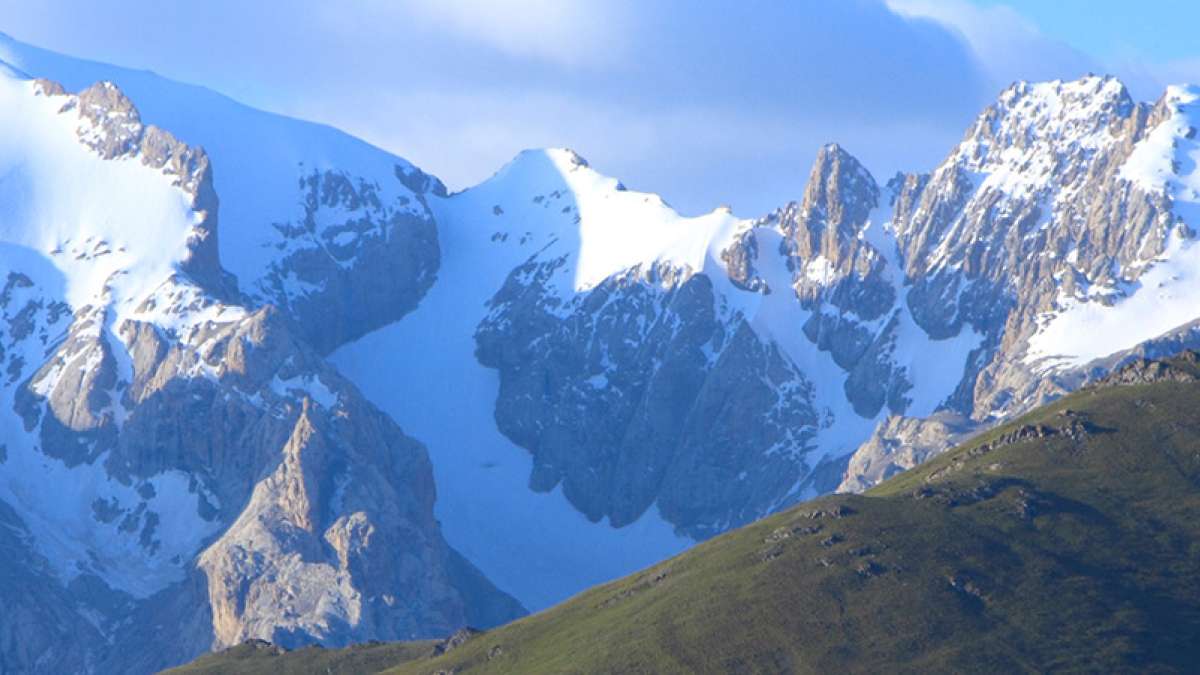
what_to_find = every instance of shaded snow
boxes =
[891,296,982,417]
[0,424,220,598]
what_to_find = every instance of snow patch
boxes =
[478,149,746,298]
[271,373,339,409]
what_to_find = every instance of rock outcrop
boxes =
[837,413,978,493]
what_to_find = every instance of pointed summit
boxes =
[764,143,880,267]
[799,143,879,238]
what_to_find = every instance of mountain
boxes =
[7,30,1200,673]
[0,40,520,674]
[167,351,1200,674]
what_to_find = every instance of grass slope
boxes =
[163,640,437,674]
[166,355,1200,674]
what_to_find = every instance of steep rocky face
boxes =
[0,73,520,675]
[197,391,519,653]
[773,143,891,320]
[746,147,944,420]
[477,261,819,539]
[249,166,442,355]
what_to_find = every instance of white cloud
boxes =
[885,0,1200,101]
[357,0,628,68]
[887,0,1099,93]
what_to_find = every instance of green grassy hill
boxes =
[166,354,1200,674]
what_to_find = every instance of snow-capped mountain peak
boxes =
[466,147,748,296]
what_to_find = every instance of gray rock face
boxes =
[1099,350,1200,386]
[477,260,819,538]
[891,77,1173,413]
[772,143,892,320]
[729,148,941,421]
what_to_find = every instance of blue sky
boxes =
[0,1,1196,216]
[970,0,1200,62]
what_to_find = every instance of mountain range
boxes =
[2,32,1200,673]
[169,350,1200,673]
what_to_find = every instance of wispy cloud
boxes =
[887,0,1180,100]
[889,0,1093,81]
